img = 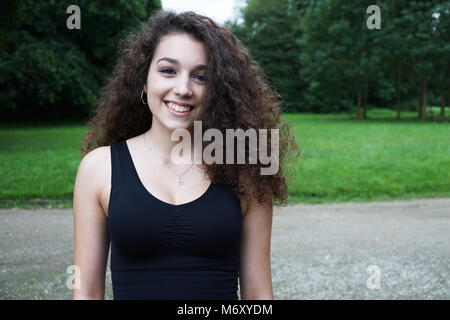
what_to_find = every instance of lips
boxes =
[164,101,195,115]
[165,100,194,108]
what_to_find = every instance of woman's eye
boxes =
[194,74,207,82]
[159,68,206,82]
[160,68,176,74]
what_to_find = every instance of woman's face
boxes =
[145,33,208,132]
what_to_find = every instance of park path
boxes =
[0,198,449,299]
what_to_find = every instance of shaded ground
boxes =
[0,198,449,300]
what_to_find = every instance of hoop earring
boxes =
[141,90,148,105]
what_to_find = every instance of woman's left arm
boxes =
[239,195,274,300]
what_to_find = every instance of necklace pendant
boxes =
[178,177,184,185]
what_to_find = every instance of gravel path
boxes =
[0,198,449,300]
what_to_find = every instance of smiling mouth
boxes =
[164,101,194,113]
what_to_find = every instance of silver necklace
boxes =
[143,134,194,185]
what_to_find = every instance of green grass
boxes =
[1,108,449,208]
[283,107,450,204]
[0,124,88,208]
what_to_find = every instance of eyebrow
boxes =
[157,57,206,70]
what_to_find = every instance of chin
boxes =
[163,120,194,132]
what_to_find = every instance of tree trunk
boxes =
[362,98,367,119]
[441,88,447,118]
[418,85,422,119]
[423,80,428,120]
[356,88,362,120]
[362,85,367,119]
[441,68,447,118]
[419,80,427,121]
[396,65,402,120]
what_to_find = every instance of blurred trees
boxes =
[0,0,161,121]
[226,0,307,112]
[433,1,450,118]
[228,0,450,119]
[1,0,448,121]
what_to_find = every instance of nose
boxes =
[173,73,193,97]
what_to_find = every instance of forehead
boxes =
[153,33,207,65]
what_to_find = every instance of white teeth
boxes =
[166,102,192,112]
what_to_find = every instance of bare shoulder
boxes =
[74,146,111,213]
[239,193,272,218]
[77,146,111,179]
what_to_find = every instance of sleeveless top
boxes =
[107,140,243,300]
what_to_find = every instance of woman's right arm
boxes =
[72,147,110,300]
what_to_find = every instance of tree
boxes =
[298,0,446,119]
[0,0,162,121]
[300,0,393,117]
[226,0,307,112]
[374,0,419,120]
[407,1,442,120]
[0,0,27,49]
[431,2,450,118]
[386,0,443,121]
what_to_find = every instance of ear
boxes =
[143,85,147,94]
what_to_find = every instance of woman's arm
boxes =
[239,195,274,300]
[72,147,110,300]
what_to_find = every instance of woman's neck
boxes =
[143,119,195,163]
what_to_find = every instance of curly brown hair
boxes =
[81,9,300,206]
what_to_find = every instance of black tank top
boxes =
[107,140,243,300]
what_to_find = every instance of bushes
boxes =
[0,0,161,121]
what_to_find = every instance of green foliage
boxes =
[2,0,448,119]
[300,0,384,112]
[0,0,162,120]
[0,0,27,48]
[227,0,307,112]
[228,0,449,114]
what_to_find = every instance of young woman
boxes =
[72,10,298,300]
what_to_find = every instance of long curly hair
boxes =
[81,10,300,206]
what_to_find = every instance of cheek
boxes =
[147,82,168,100]
[147,71,167,95]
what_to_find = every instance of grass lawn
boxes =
[284,107,450,204]
[0,108,449,208]
[0,124,87,208]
